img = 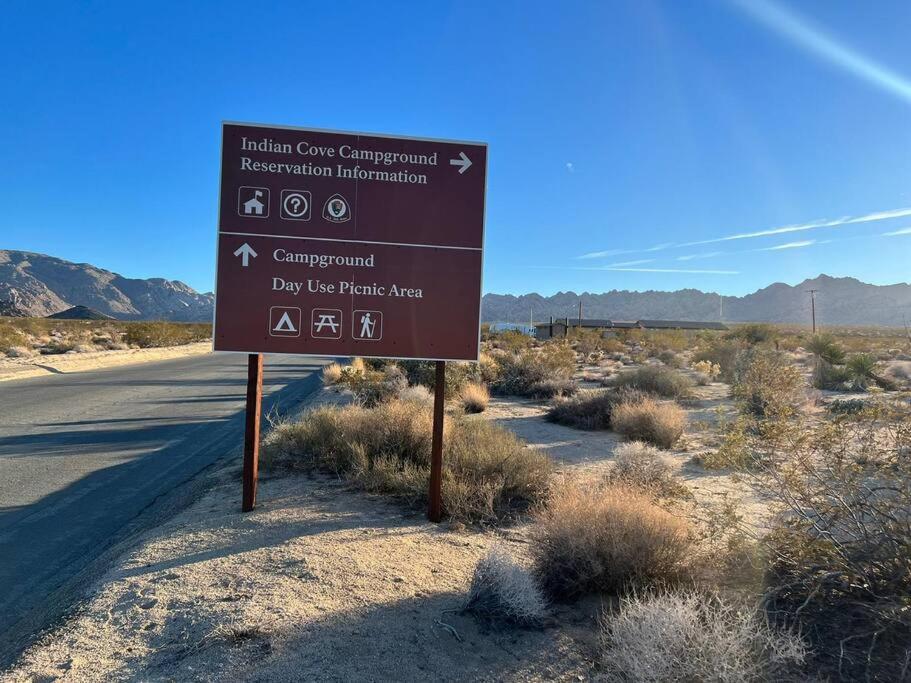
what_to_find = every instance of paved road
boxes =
[0,352,330,665]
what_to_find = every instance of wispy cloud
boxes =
[731,0,911,105]
[602,267,739,275]
[577,249,631,260]
[761,239,816,251]
[677,251,723,261]
[678,207,911,249]
[606,259,655,267]
[565,162,574,173]
[883,226,911,236]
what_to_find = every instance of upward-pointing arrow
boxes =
[233,242,257,267]
[449,151,472,174]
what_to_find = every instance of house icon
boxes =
[237,186,270,218]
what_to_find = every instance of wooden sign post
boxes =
[241,353,263,512]
[427,361,446,522]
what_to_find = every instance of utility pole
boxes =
[719,294,723,322]
[807,289,818,334]
[578,300,583,327]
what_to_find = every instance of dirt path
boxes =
[5,382,765,682]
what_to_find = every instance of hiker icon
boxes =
[352,310,382,341]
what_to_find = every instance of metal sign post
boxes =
[212,121,487,516]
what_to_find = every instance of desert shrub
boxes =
[656,350,682,368]
[262,401,551,523]
[546,388,646,430]
[731,350,804,420]
[693,338,746,382]
[610,365,693,399]
[5,345,34,358]
[0,323,28,353]
[826,398,868,415]
[122,321,211,348]
[612,397,685,449]
[813,360,852,390]
[605,442,686,498]
[340,364,408,407]
[321,362,343,385]
[531,483,692,600]
[478,351,501,384]
[492,344,576,397]
[464,546,547,628]
[727,323,777,345]
[737,410,911,680]
[806,334,846,365]
[599,590,806,683]
[692,359,721,380]
[72,343,96,353]
[460,381,490,413]
[697,417,758,470]
[397,384,434,406]
[398,359,479,397]
[643,330,689,353]
[488,329,534,352]
[568,327,608,356]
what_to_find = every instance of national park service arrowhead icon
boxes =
[322,194,351,223]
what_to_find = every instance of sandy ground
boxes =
[0,343,212,382]
[4,379,763,682]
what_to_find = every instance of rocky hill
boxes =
[483,275,911,327]
[0,250,213,321]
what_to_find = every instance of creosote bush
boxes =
[490,343,577,398]
[605,442,687,498]
[530,482,692,600]
[599,590,806,683]
[262,400,552,523]
[609,365,693,399]
[465,546,547,628]
[546,387,646,430]
[611,397,686,449]
[731,349,804,420]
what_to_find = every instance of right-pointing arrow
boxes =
[449,151,472,174]
[233,242,258,267]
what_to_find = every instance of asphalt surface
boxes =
[0,352,330,666]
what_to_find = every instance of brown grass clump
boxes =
[465,546,547,627]
[261,400,551,523]
[600,590,806,682]
[546,388,646,430]
[460,381,490,413]
[321,362,343,385]
[605,442,687,498]
[531,482,692,600]
[611,397,685,449]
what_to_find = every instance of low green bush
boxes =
[609,365,693,399]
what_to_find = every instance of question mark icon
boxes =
[282,191,309,219]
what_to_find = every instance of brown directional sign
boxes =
[213,122,487,361]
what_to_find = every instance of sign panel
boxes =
[213,122,487,361]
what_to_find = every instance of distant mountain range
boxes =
[2,250,908,327]
[0,250,214,321]
[483,275,911,327]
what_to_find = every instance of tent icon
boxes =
[269,307,301,337]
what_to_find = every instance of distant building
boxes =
[533,318,727,340]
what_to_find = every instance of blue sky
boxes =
[2,0,909,296]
